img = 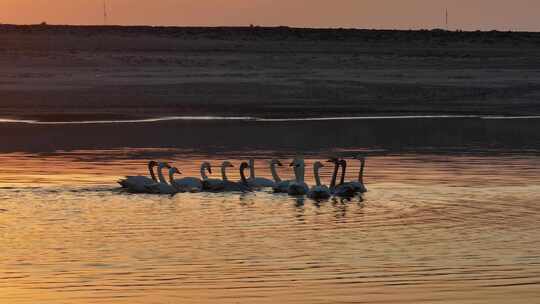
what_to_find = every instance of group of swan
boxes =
[118,156,367,199]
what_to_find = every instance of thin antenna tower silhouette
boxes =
[445,8,449,29]
[103,0,108,25]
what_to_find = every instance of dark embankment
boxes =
[0,25,540,120]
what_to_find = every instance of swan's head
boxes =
[170,167,181,175]
[159,162,172,169]
[355,155,366,161]
[270,159,283,167]
[202,162,212,174]
[326,158,339,164]
[240,162,250,172]
[222,161,234,168]
[289,157,304,167]
[148,160,158,167]
[313,161,324,170]
[290,159,302,168]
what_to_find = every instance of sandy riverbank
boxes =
[0,25,540,120]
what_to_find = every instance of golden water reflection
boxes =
[0,150,539,303]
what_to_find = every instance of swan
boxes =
[287,157,310,196]
[340,155,368,193]
[168,167,196,193]
[219,162,252,192]
[246,159,276,188]
[270,159,294,193]
[171,163,207,192]
[199,162,224,191]
[327,159,356,197]
[202,161,230,191]
[118,160,158,193]
[145,162,177,195]
[308,161,331,200]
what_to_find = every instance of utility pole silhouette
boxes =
[445,8,449,30]
[103,0,108,25]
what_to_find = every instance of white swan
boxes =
[168,167,192,193]
[145,162,177,195]
[287,157,310,196]
[328,159,356,197]
[197,162,222,191]
[341,155,368,193]
[201,161,229,191]
[204,161,250,192]
[308,161,331,200]
[221,162,252,192]
[270,159,294,193]
[118,160,158,193]
[246,159,276,188]
[171,163,206,192]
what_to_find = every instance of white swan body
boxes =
[172,163,208,192]
[174,177,203,192]
[274,180,292,193]
[246,159,276,188]
[288,157,309,196]
[308,162,331,200]
[145,162,177,195]
[269,159,294,193]
[118,161,158,193]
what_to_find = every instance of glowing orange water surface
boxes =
[0,149,539,304]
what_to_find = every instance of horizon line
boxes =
[1,23,539,33]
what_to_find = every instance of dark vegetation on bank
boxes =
[2,24,540,45]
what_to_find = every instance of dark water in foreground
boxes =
[0,117,539,303]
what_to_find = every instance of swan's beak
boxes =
[289,161,295,167]
[276,160,283,167]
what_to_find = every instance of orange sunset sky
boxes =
[1,0,539,31]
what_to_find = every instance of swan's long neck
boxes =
[148,162,157,182]
[200,163,209,180]
[314,165,322,187]
[330,162,339,189]
[169,169,177,187]
[297,160,305,183]
[221,164,229,181]
[358,158,365,184]
[340,161,347,185]
[270,162,282,183]
[157,164,168,184]
[240,165,249,185]
[249,159,256,179]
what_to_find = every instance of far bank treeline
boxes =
[1,24,540,45]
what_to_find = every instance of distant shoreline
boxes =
[2,23,540,34]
